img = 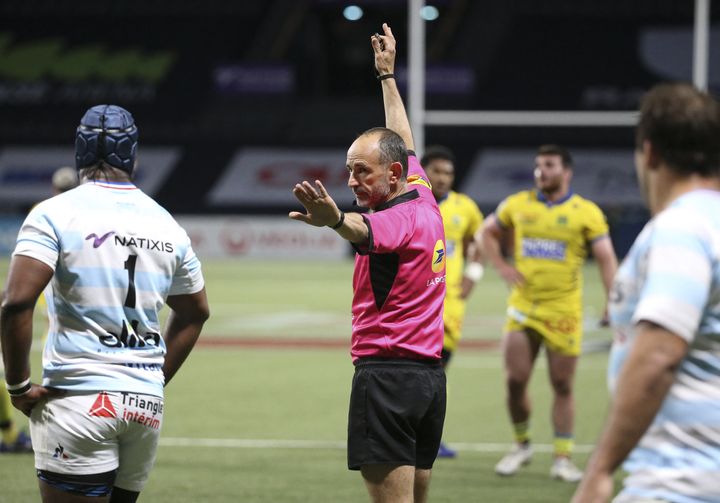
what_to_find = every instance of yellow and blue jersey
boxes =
[439,191,483,299]
[496,189,608,309]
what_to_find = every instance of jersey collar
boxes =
[374,189,420,212]
[435,192,450,204]
[536,189,573,207]
[88,180,138,190]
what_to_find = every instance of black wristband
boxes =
[7,381,31,396]
[330,211,345,230]
[377,73,395,81]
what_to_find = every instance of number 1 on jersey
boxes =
[124,254,138,308]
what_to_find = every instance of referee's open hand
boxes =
[289,179,342,228]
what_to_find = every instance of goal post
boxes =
[407,0,712,153]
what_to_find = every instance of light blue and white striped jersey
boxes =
[13,180,204,398]
[609,189,720,503]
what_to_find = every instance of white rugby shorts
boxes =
[30,390,164,492]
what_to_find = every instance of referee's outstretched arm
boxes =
[372,23,415,152]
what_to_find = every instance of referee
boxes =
[290,23,447,503]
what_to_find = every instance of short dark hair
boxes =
[537,144,573,168]
[358,127,408,178]
[636,82,720,176]
[420,145,455,168]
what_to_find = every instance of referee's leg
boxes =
[361,464,415,503]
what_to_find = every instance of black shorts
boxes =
[347,358,447,470]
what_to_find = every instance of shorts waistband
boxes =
[354,357,442,367]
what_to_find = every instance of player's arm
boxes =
[571,321,687,503]
[481,214,524,287]
[0,255,53,416]
[289,179,369,243]
[460,232,485,299]
[372,23,414,152]
[591,236,618,325]
[163,288,210,386]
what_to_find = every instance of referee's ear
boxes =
[388,161,403,183]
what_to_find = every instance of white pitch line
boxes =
[159,437,594,453]
[160,438,345,449]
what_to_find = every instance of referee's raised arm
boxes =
[371,23,414,152]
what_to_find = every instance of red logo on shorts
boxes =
[89,392,117,418]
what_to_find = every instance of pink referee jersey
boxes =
[350,153,446,362]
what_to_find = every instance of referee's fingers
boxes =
[370,35,381,52]
[315,180,328,197]
[293,184,312,202]
[301,180,320,199]
[288,211,311,224]
[383,23,393,40]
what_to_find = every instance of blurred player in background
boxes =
[0,167,78,454]
[0,368,32,453]
[573,83,720,503]
[36,166,80,328]
[482,144,617,482]
[1,104,209,502]
[290,23,446,503]
[51,166,79,195]
[422,146,484,459]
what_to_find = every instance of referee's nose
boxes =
[348,171,359,189]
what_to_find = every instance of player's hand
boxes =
[570,471,614,503]
[599,308,610,328]
[10,384,59,417]
[459,277,475,300]
[289,180,342,227]
[371,23,396,76]
[499,264,525,288]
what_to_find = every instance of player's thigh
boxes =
[30,392,122,498]
[502,322,541,382]
[535,309,582,357]
[114,393,164,493]
[31,392,121,474]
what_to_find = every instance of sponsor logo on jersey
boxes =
[84,231,174,253]
[407,174,432,190]
[113,235,174,253]
[85,231,115,248]
[98,318,161,349]
[521,237,566,260]
[88,392,117,418]
[432,239,446,273]
[426,275,446,287]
